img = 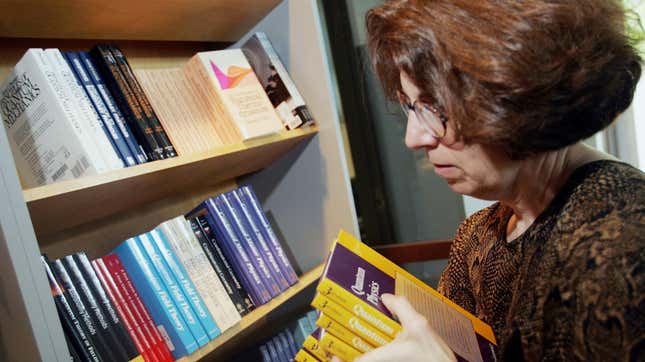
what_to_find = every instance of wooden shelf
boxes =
[178,263,324,362]
[0,0,281,41]
[24,127,317,237]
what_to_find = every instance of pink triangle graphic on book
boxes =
[210,60,253,89]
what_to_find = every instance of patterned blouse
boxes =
[437,160,644,361]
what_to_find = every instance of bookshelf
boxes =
[0,1,359,361]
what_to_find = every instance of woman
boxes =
[344,0,644,361]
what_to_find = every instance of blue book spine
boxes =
[150,228,221,340]
[113,237,198,359]
[283,328,299,357]
[221,192,281,298]
[272,335,289,362]
[259,344,271,362]
[63,51,133,167]
[292,316,312,347]
[266,339,280,362]
[78,51,147,164]
[240,185,298,285]
[137,232,209,348]
[231,188,289,291]
[206,197,271,305]
[278,331,296,360]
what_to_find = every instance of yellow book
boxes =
[129,355,145,362]
[294,349,319,362]
[311,293,392,347]
[316,313,374,353]
[302,329,332,362]
[312,230,497,362]
[317,277,401,338]
[319,329,362,362]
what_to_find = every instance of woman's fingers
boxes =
[381,293,423,327]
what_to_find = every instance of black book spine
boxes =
[89,44,164,161]
[74,252,140,360]
[63,328,83,362]
[41,256,101,362]
[109,44,177,159]
[197,215,255,313]
[51,258,111,362]
[61,256,126,362]
[188,217,248,316]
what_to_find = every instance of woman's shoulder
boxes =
[559,160,644,225]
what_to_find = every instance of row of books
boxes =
[42,185,299,361]
[237,309,319,362]
[299,231,498,362]
[1,32,314,188]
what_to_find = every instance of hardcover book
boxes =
[220,192,281,298]
[159,217,241,331]
[0,49,97,187]
[108,45,177,159]
[302,328,332,362]
[187,197,271,305]
[318,328,362,362]
[91,257,155,362]
[185,49,282,139]
[239,185,299,286]
[76,51,144,165]
[112,238,199,359]
[294,349,318,362]
[101,254,175,362]
[189,216,250,316]
[41,255,101,362]
[149,228,222,340]
[62,51,137,168]
[89,45,164,161]
[241,32,315,130]
[314,231,498,362]
[45,48,125,171]
[315,313,374,353]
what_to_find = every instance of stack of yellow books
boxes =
[296,231,497,362]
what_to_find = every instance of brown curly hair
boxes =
[366,0,642,159]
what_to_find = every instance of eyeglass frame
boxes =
[397,91,449,139]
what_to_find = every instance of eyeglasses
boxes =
[398,94,448,139]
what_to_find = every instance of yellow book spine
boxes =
[336,230,497,344]
[311,293,392,347]
[316,313,374,353]
[317,277,402,338]
[294,349,319,362]
[319,330,362,362]
[303,335,332,362]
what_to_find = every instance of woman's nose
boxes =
[404,112,440,149]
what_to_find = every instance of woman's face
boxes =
[400,72,519,200]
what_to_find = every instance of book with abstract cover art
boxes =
[241,32,315,130]
[314,230,497,362]
[185,49,282,140]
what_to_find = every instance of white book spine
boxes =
[0,49,96,187]
[165,217,241,330]
[45,49,124,171]
[37,49,108,173]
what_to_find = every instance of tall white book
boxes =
[0,49,97,187]
[185,49,283,140]
[160,216,242,331]
[33,48,110,174]
[44,48,124,171]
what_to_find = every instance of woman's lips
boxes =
[432,163,458,178]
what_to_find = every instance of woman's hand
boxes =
[332,293,456,362]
